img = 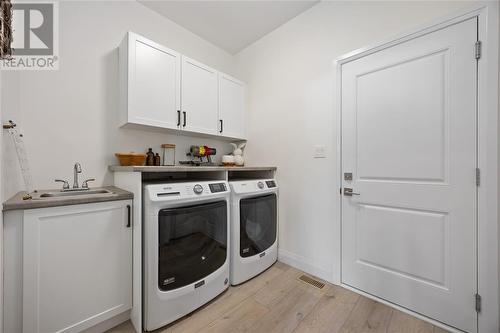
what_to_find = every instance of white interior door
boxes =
[181,56,218,135]
[341,18,477,332]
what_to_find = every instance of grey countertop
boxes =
[3,186,133,212]
[108,165,277,172]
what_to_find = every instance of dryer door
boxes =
[239,194,277,258]
[158,200,227,291]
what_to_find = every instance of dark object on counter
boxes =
[180,145,217,166]
[146,148,155,166]
[154,153,161,166]
[189,145,216,157]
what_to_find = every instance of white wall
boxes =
[235,0,479,281]
[1,0,238,199]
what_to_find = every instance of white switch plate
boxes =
[313,145,326,158]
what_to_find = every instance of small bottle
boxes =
[154,153,161,166]
[146,148,154,166]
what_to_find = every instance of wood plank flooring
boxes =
[107,262,449,333]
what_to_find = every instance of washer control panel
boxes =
[193,184,204,194]
[209,183,227,193]
[146,181,230,201]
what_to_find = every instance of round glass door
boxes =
[157,200,227,291]
[239,194,277,258]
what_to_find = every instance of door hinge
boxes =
[475,293,482,313]
[476,168,481,186]
[475,41,482,60]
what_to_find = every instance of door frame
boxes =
[333,3,499,332]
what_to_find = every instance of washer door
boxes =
[158,200,227,291]
[239,194,277,258]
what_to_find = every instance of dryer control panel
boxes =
[229,179,278,195]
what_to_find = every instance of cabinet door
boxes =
[218,73,245,139]
[181,56,218,135]
[22,201,132,333]
[127,32,181,129]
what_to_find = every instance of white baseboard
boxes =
[278,249,333,283]
[81,310,130,333]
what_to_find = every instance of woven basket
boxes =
[115,152,147,166]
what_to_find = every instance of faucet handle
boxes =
[81,178,95,189]
[54,179,70,190]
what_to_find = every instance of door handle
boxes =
[183,111,187,127]
[177,110,181,127]
[126,205,131,228]
[219,119,223,133]
[343,188,360,196]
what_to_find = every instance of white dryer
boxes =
[229,179,278,285]
[143,181,230,331]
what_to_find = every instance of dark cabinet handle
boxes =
[219,119,223,133]
[126,205,131,228]
[177,110,181,127]
[183,111,187,127]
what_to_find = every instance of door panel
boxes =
[129,34,180,129]
[357,50,448,182]
[341,18,477,332]
[22,202,132,333]
[219,74,245,139]
[181,56,218,135]
[357,204,448,287]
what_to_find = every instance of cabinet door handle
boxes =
[177,110,181,127]
[219,119,223,133]
[183,111,187,127]
[126,205,131,228]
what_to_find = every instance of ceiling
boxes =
[139,1,319,54]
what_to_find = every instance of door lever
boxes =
[343,188,360,196]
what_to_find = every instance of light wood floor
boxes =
[107,262,449,333]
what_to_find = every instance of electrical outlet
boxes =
[313,145,326,158]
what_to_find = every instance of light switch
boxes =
[313,145,326,158]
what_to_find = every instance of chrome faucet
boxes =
[73,162,82,189]
[54,163,94,191]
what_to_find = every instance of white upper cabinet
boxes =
[181,56,219,135]
[218,73,245,139]
[119,32,246,140]
[120,32,181,129]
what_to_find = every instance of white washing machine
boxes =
[143,181,230,331]
[229,179,278,285]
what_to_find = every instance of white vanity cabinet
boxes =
[218,73,246,139]
[119,32,181,129]
[4,200,133,333]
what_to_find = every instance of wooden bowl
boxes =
[115,152,147,166]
